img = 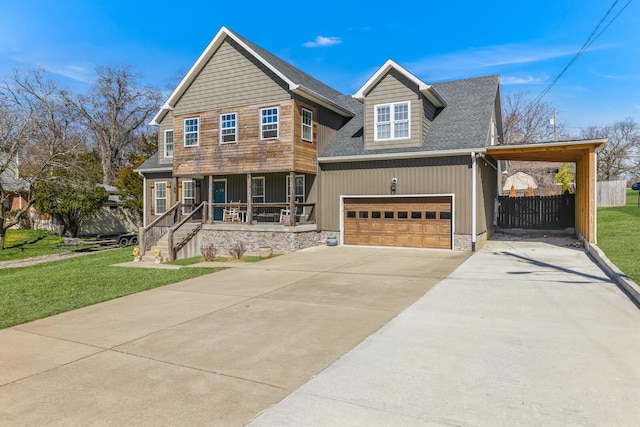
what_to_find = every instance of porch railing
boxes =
[139,202,181,255]
[209,202,315,225]
[167,202,207,261]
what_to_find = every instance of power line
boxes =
[532,0,633,105]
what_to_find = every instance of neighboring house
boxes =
[82,184,138,236]
[136,26,503,257]
[0,154,29,213]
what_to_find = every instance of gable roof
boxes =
[320,74,500,161]
[353,59,446,108]
[150,27,355,126]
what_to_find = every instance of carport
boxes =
[486,138,605,243]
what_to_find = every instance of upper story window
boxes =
[154,182,167,215]
[220,113,237,143]
[184,117,199,146]
[260,107,279,140]
[374,101,410,141]
[301,108,313,142]
[164,129,174,157]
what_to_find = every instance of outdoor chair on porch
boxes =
[279,208,290,224]
[223,207,240,222]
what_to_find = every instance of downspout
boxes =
[593,150,598,244]
[471,152,477,252]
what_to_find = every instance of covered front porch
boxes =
[140,171,319,260]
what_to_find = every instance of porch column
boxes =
[172,177,179,207]
[208,175,213,223]
[247,173,253,225]
[289,171,296,226]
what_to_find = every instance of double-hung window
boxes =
[301,108,312,142]
[184,118,199,146]
[220,113,237,143]
[182,180,195,214]
[374,101,410,140]
[164,130,174,157]
[251,177,265,204]
[154,182,167,215]
[260,107,279,139]
[286,175,305,203]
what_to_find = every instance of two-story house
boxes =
[136,26,503,259]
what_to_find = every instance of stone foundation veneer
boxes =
[201,224,338,256]
[199,224,485,256]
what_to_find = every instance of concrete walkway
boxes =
[0,246,468,426]
[249,238,640,426]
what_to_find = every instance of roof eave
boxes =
[292,86,354,118]
[318,147,483,163]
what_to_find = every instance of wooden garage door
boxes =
[343,197,452,249]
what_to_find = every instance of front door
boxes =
[213,180,226,221]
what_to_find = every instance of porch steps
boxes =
[141,222,201,262]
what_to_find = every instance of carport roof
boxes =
[486,139,605,162]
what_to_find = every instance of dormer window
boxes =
[374,101,410,141]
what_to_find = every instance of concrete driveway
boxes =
[0,246,469,426]
[250,237,640,426]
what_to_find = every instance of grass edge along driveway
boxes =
[0,248,221,329]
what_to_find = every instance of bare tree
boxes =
[0,68,83,249]
[502,91,566,144]
[68,66,161,185]
[581,118,640,181]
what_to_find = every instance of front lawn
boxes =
[0,248,221,329]
[0,230,64,261]
[597,189,640,284]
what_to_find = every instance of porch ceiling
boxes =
[486,139,605,163]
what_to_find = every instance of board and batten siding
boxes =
[363,69,422,150]
[172,38,289,115]
[318,156,473,233]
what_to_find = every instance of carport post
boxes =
[471,152,477,251]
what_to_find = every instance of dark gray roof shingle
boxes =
[135,153,172,173]
[320,74,499,158]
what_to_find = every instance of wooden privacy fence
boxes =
[497,194,575,230]
[597,180,626,207]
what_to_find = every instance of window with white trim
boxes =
[260,107,279,139]
[184,118,199,146]
[374,101,410,140]
[182,180,195,214]
[251,177,265,204]
[220,113,237,143]
[286,175,305,203]
[164,129,174,157]
[154,182,167,215]
[301,108,312,142]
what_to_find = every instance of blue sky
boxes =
[1,0,638,134]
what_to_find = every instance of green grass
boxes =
[597,189,640,284]
[0,248,221,329]
[0,230,64,261]
[166,254,281,265]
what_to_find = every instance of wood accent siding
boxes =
[293,100,318,174]
[172,38,289,115]
[172,100,295,176]
[363,69,422,150]
[318,156,472,232]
